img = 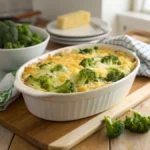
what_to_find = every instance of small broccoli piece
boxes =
[124,110,150,133]
[106,68,125,82]
[104,116,125,138]
[26,75,54,91]
[79,58,95,67]
[4,42,13,49]
[18,24,43,47]
[79,48,93,54]
[55,80,74,93]
[25,75,74,93]
[18,24,32,38]
[25,75,40,88]
[51,64,64,72]
[101,55,121,66]
[79,46,99,54]
[12,41,24,48]
[25,75,36,82]
[94,46,99,50]
[37,75,54,91]
[4,41,24,49]
[0,20,18,48]
[31,33,43,45]
[38,62,52,69]
[78,68,97,85]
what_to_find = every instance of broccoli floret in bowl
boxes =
[0,20,50,72]
[0,21,44,49]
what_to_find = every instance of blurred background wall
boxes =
[0,0,32,13]
[0,0,149,35]
[32,0,131,35]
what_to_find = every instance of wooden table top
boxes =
[1,19,150,150]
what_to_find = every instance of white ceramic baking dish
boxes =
[14,44,140,121]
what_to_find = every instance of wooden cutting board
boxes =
[0,77,149,150]
[126,30,150,44]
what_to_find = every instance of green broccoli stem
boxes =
[104,116,113,131]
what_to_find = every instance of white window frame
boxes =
[142,0,150,13]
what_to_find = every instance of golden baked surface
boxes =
[22,46,137,93]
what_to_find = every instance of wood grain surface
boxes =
[0,20,150,150]
[0,125,13,150]
[111,97,150,150]
[0,76,149,150]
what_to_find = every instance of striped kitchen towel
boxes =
[0,71,20,111]
[101,35,150,77]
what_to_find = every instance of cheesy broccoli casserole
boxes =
[22,46,137,93]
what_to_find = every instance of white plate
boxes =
[46,17,111,38]
[50,32,109,42]
[51,38,101,45]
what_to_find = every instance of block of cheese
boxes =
[57,10,90,30]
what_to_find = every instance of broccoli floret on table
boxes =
[101,55,121,66]
[124,110,150,133]
[79,58,95,68]
[77,68,97,85]
[104,116,125,138]
[106,68,125,82]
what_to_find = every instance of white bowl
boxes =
[14,44,140,121]
[0,25,50,72]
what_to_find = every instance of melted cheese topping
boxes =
[22,47,137,93]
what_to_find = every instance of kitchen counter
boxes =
[0,19,150,150]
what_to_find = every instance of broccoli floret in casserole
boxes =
[37,75,54,91]
[77,68,97,85]
[25,75,36,82]
[106,68,125,82]
[79,58,95,68]
[55,80,74,93]
[25,75,74,93]
[79,46,99,54]
[101,55,121,66]
[124,110,150,133]
[94,46,99,50]
[38,62,52,69]
[25,75,40,88]
[104,116,125,138]
[51,64,64,72]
